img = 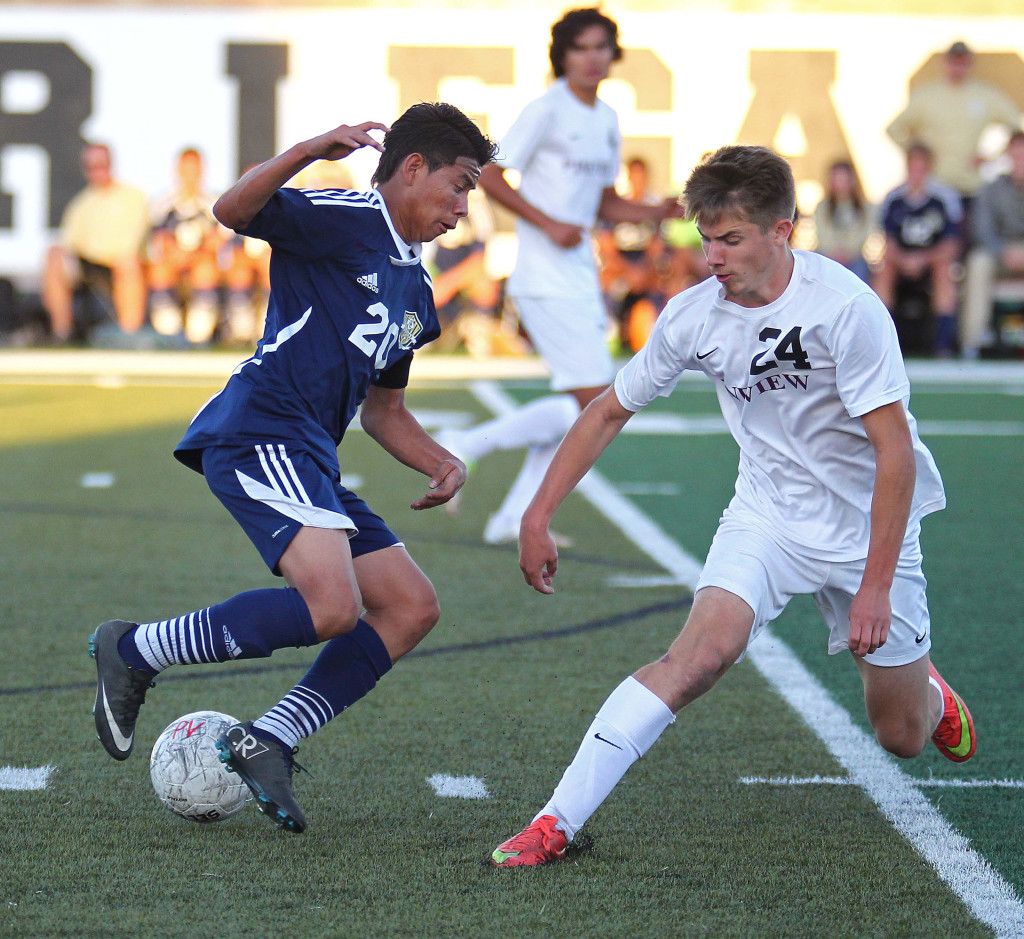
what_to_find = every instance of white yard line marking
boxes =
[80,472,115,488]
[426,774,490,799]
[741,775,1024,789]
[0,765,53,791]
[471,379,1024,939]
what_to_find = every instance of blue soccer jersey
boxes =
[880,180,962,250]
[175,188,440,476]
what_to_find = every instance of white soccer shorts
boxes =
[696,511,931,667]
[512,295,616,392]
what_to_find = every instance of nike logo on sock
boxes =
[594,732,623,750]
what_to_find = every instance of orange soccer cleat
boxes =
[491,814,569,868]
[929,662,977,763]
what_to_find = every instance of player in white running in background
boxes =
[441,7,683,545]
[491,144,976,868]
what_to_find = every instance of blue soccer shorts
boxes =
[201,443,401,574]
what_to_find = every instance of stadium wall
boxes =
[1,4,1022,281]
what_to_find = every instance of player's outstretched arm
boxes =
[597,186,684,226]
[359,384,467,511]
[520,387,634,594]
[848,401,916,657]
[213,122,388,231]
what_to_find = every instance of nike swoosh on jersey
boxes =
[696,347,718,360]
[101,685,134,753]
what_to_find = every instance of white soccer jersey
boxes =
[615,251,945,561]
[498,78,621,299]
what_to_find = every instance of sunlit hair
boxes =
[549,7,622,78]
[682,145,796,233]
[372,102,497,187]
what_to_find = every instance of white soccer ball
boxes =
[149,710,252,823]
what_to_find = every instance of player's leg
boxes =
[492,518,807,867]
[855,655,935,758]
[492,586,753,867]
[237,507,438,832]
[472,296,612,541]
[821,530,975,762]
[89,445,349,760]
[217,525,368,833]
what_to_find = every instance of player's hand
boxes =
[309,122,389,162]
[519,522,559,595]
[847,583,891,657]
[411,457,467,511]
[544,220,585,249]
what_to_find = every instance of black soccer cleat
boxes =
[89,620,155,761]
[216,722,307,834]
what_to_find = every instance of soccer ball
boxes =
[149,711,252,823]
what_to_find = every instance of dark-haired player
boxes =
[90,103,497,834]
[441,7,682,544]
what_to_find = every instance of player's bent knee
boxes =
[874,722,928,759]
[309,597,362,641]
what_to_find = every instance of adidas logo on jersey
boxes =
[357,272,379,293]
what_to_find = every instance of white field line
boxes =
[741,775,1024,789]
[0,765,53,790]
[426,774,490,799]
[470,380,1024,939]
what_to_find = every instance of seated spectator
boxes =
[875,143,962,356]
[812,160,874,283]
[424,188,502,353]
[220,232,271,345]
[148,147,224,345]
[961,130,1024,357]
[41,142,149,342]
[596,156,665,351]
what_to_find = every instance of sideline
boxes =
[472,379,1024,939]
[0,347,1022,387]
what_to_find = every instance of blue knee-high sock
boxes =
[251,619,392,750]
[117,587,317,674]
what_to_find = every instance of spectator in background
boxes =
[886,41,1020,230]
[875,143,962,357]
[596,156,665,352]
[148,147,225,345]
[219,165,272,346]
[423,188,504,354]
[961,130,1024,357]
[812,160,874,283]
[41,142,149,342]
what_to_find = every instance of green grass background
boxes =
[0,377,1019,937]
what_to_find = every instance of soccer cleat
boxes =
[929,662,976,763]
[216,722,307,833]
[491,815,568,867]
[89,619,155,761]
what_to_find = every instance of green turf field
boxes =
[1,363,1021,937]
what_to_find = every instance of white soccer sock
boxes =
[459,394,579,461]
[929,675,945,734]
[534,676,675,840]
[487,440,559,535]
